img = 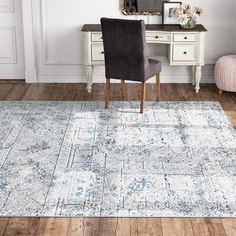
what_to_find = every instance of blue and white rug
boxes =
[0,101,236,217]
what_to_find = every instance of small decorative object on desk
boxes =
[171,4,203,29]
[162,1,182,25]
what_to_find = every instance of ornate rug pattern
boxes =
[0,101,236,217]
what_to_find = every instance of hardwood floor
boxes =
[0,81,236,236]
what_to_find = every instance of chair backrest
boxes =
[101,17,148,82]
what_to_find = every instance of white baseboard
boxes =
[0,75,25,80]
[36,64,215,84]
[37,73,215,84]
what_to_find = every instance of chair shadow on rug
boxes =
[101,17,162,113]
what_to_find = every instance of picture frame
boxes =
[162,1,182,25]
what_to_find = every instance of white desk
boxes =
[81,24,207,93]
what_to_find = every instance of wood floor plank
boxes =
[82,218,100,236]
[35,218,70,236]
[44,84,70,101]
[161,218,194,236]
[4,83,30,101]
[98,218,119,236]
[202,84,236,127]
[207,222,227,236]
[0,218,9,236]
[160,84,180,101]
[135,218,163,236]
[65,218,84,236]
[115,218,131,236]
[145,84,156,101]
[0,84,14,100]
[92,83,105,101]
[196,84,216,101]
[0,80,24,84]
[222,218,236,236]
[126,84,140,101]
[176,84,199,101]
[53,84,77,101]
[74,83,93,101]
[4,218,39,236]
[111,82,127,101]
[191,219,226,236]
[230,92,236,104]
[191,222,211,236]
[225,111,236,128]
[130,218,140,236]
[22,84,76,101]
[22,84,53,101]
[25,218,40,236]
[210,86,236,112]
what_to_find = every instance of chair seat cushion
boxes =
[214,55,236,92]
[145,59,162,80]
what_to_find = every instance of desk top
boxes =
[81,24,207,32]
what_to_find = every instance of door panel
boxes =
[0,0,24,80]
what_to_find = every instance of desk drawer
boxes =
[92,33,103,42]
[92,44,104,61]
[173,33,198,42]
[173,45,197,61]
[146,32,171,42]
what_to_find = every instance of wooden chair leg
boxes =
[156,73,161,101]
[120,80,125,98]
[105,78,110,109]
[219,89,223,95]
[140,82,146,114]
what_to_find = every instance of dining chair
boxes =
[101,17,161,113]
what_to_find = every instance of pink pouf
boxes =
[214,55,236,94]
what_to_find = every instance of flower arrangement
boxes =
[171,4,203,28]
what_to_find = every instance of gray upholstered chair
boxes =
[101,17,161,113]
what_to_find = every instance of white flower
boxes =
[171,5,184,17]
[177,5,185,14]
[178,14,189,26]
[184,4,193,11]
[172,4,203,24]
[195,7,204,16]
[186,8,194,17]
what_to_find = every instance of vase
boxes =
[181,19,197,29]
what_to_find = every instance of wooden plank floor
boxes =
[0,81,236,236]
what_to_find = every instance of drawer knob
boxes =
[184,36,188,40]
[183,51,187,54]
[155,36,159,39]
[101,51,104,54]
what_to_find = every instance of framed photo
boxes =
[162,1,182,25]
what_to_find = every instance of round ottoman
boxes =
[214,55,236,94]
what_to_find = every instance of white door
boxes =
[0,0,24,80]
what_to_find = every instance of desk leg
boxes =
[192,66,196,86]
[86,65,93,93]
[195,65,202,94]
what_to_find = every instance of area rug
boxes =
[0,101,236,217]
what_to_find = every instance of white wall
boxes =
[28,0,236,83]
